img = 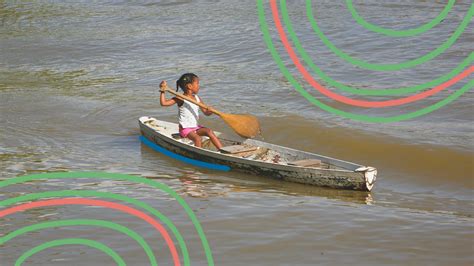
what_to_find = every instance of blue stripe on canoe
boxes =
[139,135,231,171]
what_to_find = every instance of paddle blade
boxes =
[219,113,260,138]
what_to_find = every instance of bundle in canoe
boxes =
[139,116,377,191]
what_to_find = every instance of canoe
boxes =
[139,116,377,191]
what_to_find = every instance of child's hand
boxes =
[204,106,214,115]
[159,81,167,93]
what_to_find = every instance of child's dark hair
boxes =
[176,73,198,92]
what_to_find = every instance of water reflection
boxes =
[177,173,220,198]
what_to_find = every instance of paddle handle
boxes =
[163,87,221,116]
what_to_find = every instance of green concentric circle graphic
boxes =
[15,238,126,266]
[306,0,474,71]
[346,0,455,37]
[280,0,473,96]
[1,190,187,265]
[257,0,474,122]
[1,220,157,266]
[0,172,215,266]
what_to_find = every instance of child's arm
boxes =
[160,92,178,106]
[159,81,178,106]
[198,98,214,116]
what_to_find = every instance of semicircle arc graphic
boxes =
[257,0,473,122]
[0,172,216,266]
[346,0,456,37]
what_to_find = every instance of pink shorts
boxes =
[179,125,204,138]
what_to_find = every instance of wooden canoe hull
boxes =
[139,116,377,191]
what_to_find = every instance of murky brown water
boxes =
[1,1,473,265]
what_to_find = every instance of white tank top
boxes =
[178,95,200,128]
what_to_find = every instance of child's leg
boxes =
[196,128,223,150]
[186,131,202,147]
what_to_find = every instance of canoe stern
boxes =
[356,166,377,191]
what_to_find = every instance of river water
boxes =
[1,1,473,265]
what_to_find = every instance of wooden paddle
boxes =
[162,86,261,138]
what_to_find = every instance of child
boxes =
[159,73,223,150]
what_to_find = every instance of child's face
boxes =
[186,78,200,94]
